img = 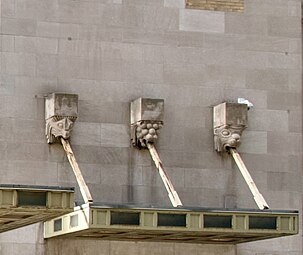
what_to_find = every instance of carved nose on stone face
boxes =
[62,118,73,131]
[223,134,241,151]
[231,133,241,141]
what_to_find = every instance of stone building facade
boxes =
[0,0,302,254]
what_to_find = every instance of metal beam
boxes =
[147,143,183,208]
[61,138,93,204]
[229,148,269,210]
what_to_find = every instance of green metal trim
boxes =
[0,185,74,234]
[44,205,298,244]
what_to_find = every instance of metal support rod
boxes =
[229,148,269,210]
[61,138,93,204]
[147,143,183,207]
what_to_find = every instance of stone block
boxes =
[182,151,226,169]
[89,183,123,203]
[239,153,289,173]
[45,93,78,119]
[58,162,101,184]
[0,75,15,96]
[131,98,164,124]
[78,100,129,124]
[1,18,37,36]
[71,122,101,146]
[100,164,128,186]
[175,243,235,255]
[288,69,301,92]
[11,119,45,144]
[267,52,300,69]
[202,65,246,88]
[177,31,205,48]
[145,166,185,188]
[129,148,152,167]
[68,145,102,164]
[137,242,174,255]
[157,125,185,151]
[123,0,164,5]
[185,168,231,190]
[1,0,15,17]
[143,7,179,32]
[6,160,58,186]
[0,243,44,255]
[5,95,38,120]
[225,13,267,35]
[246,69,288,91]
[122,61,164,83]
[213,102,248,128]
[57,56,92,80]
[0,223,41,244]
[15,36,58,54]
[248,109,288,132]
[163,46,204,65]
[179,187,225,207]
[244,1,288,17]
[100,123,129,148]
[6,143,48,161]
[164,0,184,8]
[180,9,225,33]
[36,21,60,38]
[1,52,36,76]
[268,16,301,38]
[237,131,267,154]
[267,132,301,156]
[47,239,109,255]
[14,76,57,96]
[1,35,15,52]
[47,143,66,163]
[110,241,139,255]
[35,54,59,78]
[288,110,301,133]
[267,172,301,192]
[267,91,301,111]
[183,127,213,153]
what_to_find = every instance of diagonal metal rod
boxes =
[147,143,183,207]
[61,138,93,204]
[229,148,269,210]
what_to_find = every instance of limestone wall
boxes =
[0,0,301,254]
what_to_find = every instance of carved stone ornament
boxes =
[45,93,78,144]
[46,116,77,144]
[131,120,163,149]
[214,125,244,152]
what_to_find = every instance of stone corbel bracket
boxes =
[130,98,164,149]
[213,102,248,152]
[45,93,78,144]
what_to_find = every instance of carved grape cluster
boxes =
[136,121,163,147]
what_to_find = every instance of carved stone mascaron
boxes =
[45,93,78,144]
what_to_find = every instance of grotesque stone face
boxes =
[46,116,77,144]
[214,126,243,152]
[45,93,78,144]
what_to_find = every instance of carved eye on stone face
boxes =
[57,122,63,129]
[221,130,230,137]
